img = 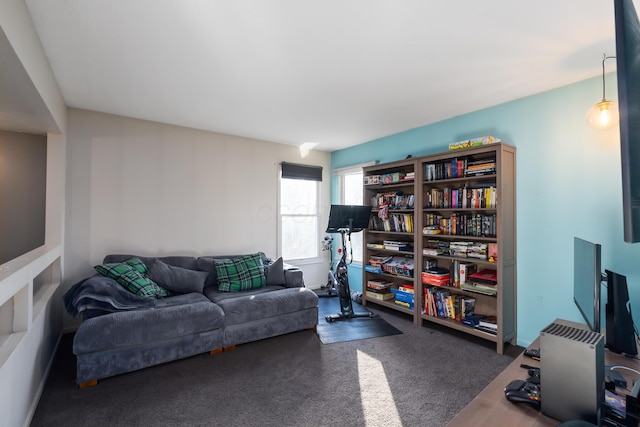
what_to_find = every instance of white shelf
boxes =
[0,244,61,371]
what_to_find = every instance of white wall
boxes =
[0,2,67,427]
[64,108,331,327]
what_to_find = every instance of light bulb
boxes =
[586,100,619,130]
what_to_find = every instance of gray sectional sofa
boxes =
[64,253,319,387]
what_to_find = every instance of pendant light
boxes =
[586,54,619,130]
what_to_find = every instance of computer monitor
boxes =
[326,205,372,233]
[605,269,638,356]
[573,237,603,333]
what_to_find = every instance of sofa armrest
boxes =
[283,264,304,288]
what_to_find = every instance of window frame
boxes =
[333,162,376,265]
[279,164,323,264]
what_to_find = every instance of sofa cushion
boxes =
[94,258,170,298]
[145,258,209,294]
[73,293,226,354]
[264,257,285,285]
[214,253,266,292]
[104,254,199,270]
[205,286,318,326]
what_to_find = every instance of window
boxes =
[335,165,368,264]
[280,163,322,261]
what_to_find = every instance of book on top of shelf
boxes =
[479,316,498,329]
[367,243,385,249]
[367,280,393,291]
[461,282,497,296]
[448,136,501,151]
[395,300,414,310]
[369,255,393,266]
[366,291,395,301]
[364,265,382,274]
[474,325,498,335]
[461,314,486,326]
[468,269,497,284]
[398,284,414,294]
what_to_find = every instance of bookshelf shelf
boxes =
[363,143,516,354]
[420,314,500,341]
[423,234,497,242]
[422,175,497,187]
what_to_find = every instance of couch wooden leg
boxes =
[210,347,223,355]
[223,345,236,352]
[309,325,317,332]
[78,379,98,389]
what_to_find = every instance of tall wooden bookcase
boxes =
[362,143,516,354]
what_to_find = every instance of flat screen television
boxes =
[614,0,640,243]
[574,237,603,332]
[326,205,372,233]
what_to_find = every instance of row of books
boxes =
[364,255,415,278]
[462,269,497,296]
[365,281,415,309]
[367,240,413,252]
[424,186,497,209]
[422,240,497,262]
[370,192,415,210]
[421,261,477,288]
[461,315,498,335]
[366,280,395,301]
[420,262,497,295]
[464,159,496,177]
[423,213,497,238]
[392,285,415,309]
[364,171,416,186]
[369,213,414,233]
[424,157,496,181]
[423,287,476,321]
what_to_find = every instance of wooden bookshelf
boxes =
[362,143,516,354]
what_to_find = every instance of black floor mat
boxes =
[315,294,403,344]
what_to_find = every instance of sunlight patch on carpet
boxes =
[357,349,402,427]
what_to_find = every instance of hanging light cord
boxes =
[601,54,616,102]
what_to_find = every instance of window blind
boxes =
[281,162,323,182]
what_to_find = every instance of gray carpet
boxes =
[31,303,522,427]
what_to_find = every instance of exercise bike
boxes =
[325,205,375,322]
[317,235,338,298]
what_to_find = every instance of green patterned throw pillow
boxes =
[214,253,266,292]
[94,257,170,297]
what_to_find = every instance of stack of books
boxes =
[421,267,451,287]
[461,269,497,296]
[422,239,449,256]
[474,316,498,335]
[402,171,415,182]
[364,255,392,274]
[365,280,394,301]
[383,240,413,252]
[381,256,414,278]
[464,159,496,177]
[391,284,414,309]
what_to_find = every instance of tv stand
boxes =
[447,336,640,427]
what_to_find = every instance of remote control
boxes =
[523,348,540,360]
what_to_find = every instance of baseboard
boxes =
[23,331,63,427]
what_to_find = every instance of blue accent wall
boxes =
[331,74,640,347]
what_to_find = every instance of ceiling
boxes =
[5,0,635,151]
